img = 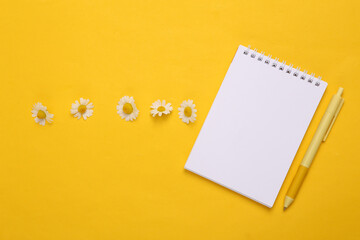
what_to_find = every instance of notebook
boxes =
[185,45,327,207]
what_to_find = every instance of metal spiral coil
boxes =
[243,46,322,87]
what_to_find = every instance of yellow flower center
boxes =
[123,103,133,114]
[37,110,46,119]
[78,105,87,114]
[184,107,192,117]
[157,106,165,112]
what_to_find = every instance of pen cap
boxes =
[337,87,344,96]
[323,87,344,141]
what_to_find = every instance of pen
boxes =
[284,87,344,210]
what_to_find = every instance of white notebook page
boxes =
[185,45,327,207]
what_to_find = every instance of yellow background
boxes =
[1,0,359,239]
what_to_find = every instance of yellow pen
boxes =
[284,87,344,210]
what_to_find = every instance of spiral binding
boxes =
[243,46,322,87]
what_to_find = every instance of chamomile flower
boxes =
[31,102,54,126]
[117,96,139,121]
[178,100,197,124]
[150,100,173,117]
[71,98,94,120]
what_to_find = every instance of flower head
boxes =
[71,98,94,120]
[117,96,139,121]
[178,100,197,124]
[150,100,173,117]
[31,102,54,126]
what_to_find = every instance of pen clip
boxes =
[323,98,344,142]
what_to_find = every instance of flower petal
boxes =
[87,102,94,109]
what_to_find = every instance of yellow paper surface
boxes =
[1,0,359,239]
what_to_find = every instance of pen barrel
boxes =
[301,95,342,168]
[285,88,343,208]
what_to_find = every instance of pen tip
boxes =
[283,207,287,211]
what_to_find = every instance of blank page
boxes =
[185,45,327,207]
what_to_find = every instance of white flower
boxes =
[117,96,139,121]
[178,100,197,124]
[70,98,94,120]
[150,100,173,117]
[31,102,54,126]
